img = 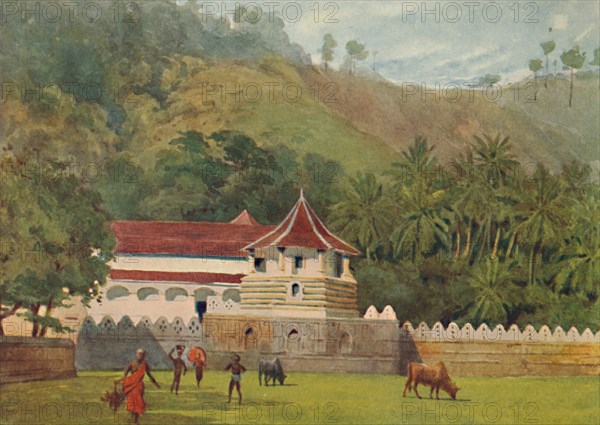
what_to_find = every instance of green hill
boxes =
[2,0,598,177]
[300,67,599,172]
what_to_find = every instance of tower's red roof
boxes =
[229,210,260,226]
[244,191,359,255]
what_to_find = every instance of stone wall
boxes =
[201,313,401,373]
[0,336,76,384]
[400,322,600,376]
[74,314,401,373]
[73,315,600,376]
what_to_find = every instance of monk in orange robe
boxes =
[120,349,160,423]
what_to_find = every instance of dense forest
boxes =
[1,1,598,334]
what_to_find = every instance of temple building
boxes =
[79,192,400,373]
[87,191,362,323]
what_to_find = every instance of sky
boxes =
[272,1,600,85]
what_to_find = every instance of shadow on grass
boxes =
[259,383,299,387]
[402,395,471,402]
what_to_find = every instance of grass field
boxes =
[0,371,598,425]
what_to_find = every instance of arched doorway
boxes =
[244,327,256,350]
[194,288,215,322]
[339,332,352,355]
[286,329,301,352]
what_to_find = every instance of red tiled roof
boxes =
[112,220,275,257]
[110,270,245,284]
[230,210,260,226]
[245,191,360,255]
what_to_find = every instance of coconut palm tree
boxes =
[399,136,437,175]
[466,257,521,326]
[552,193,599,295]
[391,177,449,263]
[330,172,394,261]
[389,137,448,263]
[449,153,511,263]
[472,134,518,188]
[516,166,569,285]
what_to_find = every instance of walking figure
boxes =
[119,349,160,423]
[225,354,246,404]
[168,345,187,395]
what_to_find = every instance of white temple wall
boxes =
[87,280,240,322]
[110,255,249,274]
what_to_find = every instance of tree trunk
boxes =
[528,241,541,285]
[0,302,23,336]
[569,68,574,107]
[453,229,461,260]
[491,227,501,258]
[488,218,493,252]
[528,249,535,285]
[463,219,472,259]
[533,73,538,101]
[414,219,421,263]
[505,231,517,260]
[476,220,489,262]
[545,54,549,88]
[30,303,41,337]
[39,296,54,337]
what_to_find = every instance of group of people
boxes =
[117,347,245,423]
[167,345,206,394]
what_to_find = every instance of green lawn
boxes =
[1,371,598,424]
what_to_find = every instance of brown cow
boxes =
[402,362,459,400]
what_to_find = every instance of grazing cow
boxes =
[258,358,287,386]
[403,362,459,400]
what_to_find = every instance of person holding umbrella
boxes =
[187,346,207,388]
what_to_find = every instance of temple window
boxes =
[223,288,241,303]
[254,258,266,273]
[165,287,188,301]
[291,283,301,297]
[106,285,129,300]
[334,253,343,278]
[292,256,303,274]
[137,287,159,301]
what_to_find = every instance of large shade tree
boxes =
[0,156,115,336]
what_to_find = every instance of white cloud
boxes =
[281,1,598,85]
[552,15,568,30]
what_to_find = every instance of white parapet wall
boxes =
[206,295,242,315]
[400,321,600,343]
[363,305,397,320]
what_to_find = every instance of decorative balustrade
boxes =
[399,321,599,343]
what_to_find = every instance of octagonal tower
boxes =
[240,191,360,319]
